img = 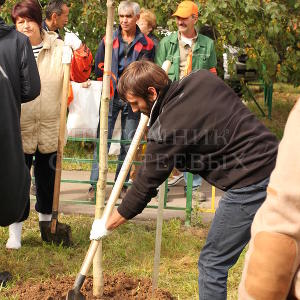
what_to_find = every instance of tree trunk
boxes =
[93,0,115,297]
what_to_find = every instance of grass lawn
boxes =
[1,83,299,299]
[246,82,300,139]
[0,214,245,299]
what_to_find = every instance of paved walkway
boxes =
[31,170,224,224]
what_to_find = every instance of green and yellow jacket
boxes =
[155,31,217,81]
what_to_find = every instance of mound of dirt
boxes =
[4,273,174,299]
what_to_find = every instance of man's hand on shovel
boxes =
[90,218,110,240]
[90,210,127,240]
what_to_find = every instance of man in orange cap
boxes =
[156,0,217,80]
[155,1,217,200]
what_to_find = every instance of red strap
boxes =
[67,82,74,106]
[97,62,117,98]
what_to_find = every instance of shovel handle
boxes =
[73,240,99,291]
[72,60,172,292]
[101,60,171,222]
[51,53,71,234]
[101,113,149,221]
[71,114,148,291]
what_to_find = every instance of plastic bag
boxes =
[67,81,102,138]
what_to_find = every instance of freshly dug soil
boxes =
[4,273,174,299]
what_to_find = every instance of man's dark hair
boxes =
[118,60,169,103]
[0,0,6,6]
[45,0,67,20]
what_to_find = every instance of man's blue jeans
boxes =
[198,177,269,300]
[90,99,140,184]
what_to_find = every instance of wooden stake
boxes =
[151,61,171,293]
[93,0,115,297]
[152,181,166,293]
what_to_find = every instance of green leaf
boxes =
[228,32,237,44]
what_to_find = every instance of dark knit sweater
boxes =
[118,70,278,220]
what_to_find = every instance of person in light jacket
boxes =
[239,97,300,299]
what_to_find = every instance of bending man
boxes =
[90,61,278,300]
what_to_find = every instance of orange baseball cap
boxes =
[172,1,198,18]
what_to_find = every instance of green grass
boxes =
[63,141,94,171]
[245,84,298,140]
[247,97,295,139]
[0,214,247,299]
[0,214,213,299]
[63,141,117,172]
[273,82,300,94]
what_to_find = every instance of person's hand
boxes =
[81,79,91,88]
[90,218,110,240]
[64,32,82,51]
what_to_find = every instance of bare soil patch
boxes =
[4,273,174,299]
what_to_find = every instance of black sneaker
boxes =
[0,271,12,287]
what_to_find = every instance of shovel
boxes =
[39,45,72,247]
[66,60,171,300]
[66,113,149,300]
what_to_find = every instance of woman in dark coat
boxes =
[0,0,40,286]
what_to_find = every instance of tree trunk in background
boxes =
[93,0,115,297]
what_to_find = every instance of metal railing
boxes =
[32,137,217,225]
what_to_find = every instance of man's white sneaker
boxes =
[168,174,184,186]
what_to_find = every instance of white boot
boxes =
[6,222,23,250]
[38,213,52,222]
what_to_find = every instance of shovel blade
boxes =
[0,271,12,287]
[66,289,86,300]
[39,221,72,247]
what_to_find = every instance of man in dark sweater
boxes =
[0,0,40,285]
[90,61,278,299]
